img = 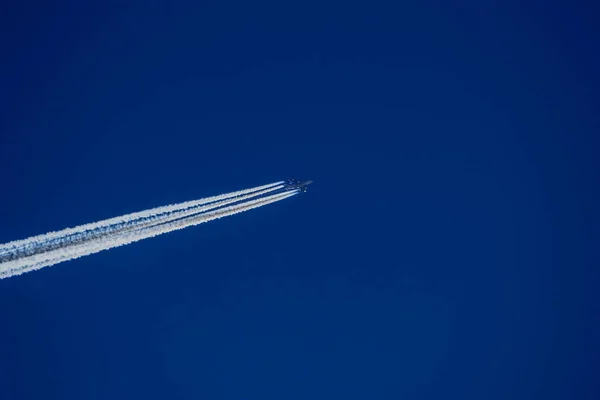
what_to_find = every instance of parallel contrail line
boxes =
[0,184,286,263]
[0,181,283,253]
[0,190,297,279]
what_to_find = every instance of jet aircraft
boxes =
[284,179,313,193]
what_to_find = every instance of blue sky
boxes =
[0,1,598,399]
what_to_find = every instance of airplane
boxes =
[284,178,313,193]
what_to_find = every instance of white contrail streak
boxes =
[103,184,287,237]
[2,190,296,271]
[0,181,284,253]
[13,190,298,275]
[0,184,286,263]
[0,189,297,279]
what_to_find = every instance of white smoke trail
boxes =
[0,184,286,263]
[1,190,297,278]
[101,184,286,238]
[0,181,283,254]
[0,190,297,279]
[3,190,296,271]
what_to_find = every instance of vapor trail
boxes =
[0,184,285,263]
[70,184,287,241]
[0,188,297,279]
[0,181,283,254]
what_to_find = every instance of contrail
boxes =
[0,184,297,279]
[0,184,285,263]
[1,190,297,278]
[0,181,284,254]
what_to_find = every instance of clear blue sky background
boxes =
[0,1,598,399]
